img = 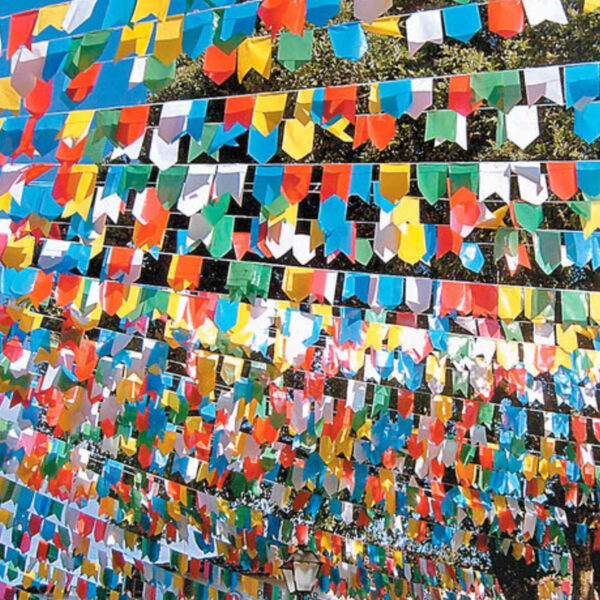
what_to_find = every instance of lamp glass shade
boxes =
[294,560,320,592]
[282,567,296,594]
[282,549,321,595]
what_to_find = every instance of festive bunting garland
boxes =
[0,1,599,600]
[0,0,573,91]
[4,159,600,280]
[1,60,600,158]
[0,280,592,596]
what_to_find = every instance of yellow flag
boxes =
[0,192,9,214]
[584,0,600,11]
[582,202,600,238]
[197,352,218,397]
[237,37,272,82]
[16,308,43,333]
[310,220,325,250]
[221,355,244,385]
[34,3,70,35]
[154,17,184,65]
[325,117,353,142]
[62,166,98,219]
[241,575,259,598]
[132,0,169,22]
[21,573,34,590]
[116,286,141,318]
[229,303,252,345]
[252,93,287,135]
[116,22,154,61]
[391,197,420,225]
[590,292,600,324]
[362,16,402,36]
[426,355,447,388]
[432,394,452,423]
[398,224,426,264]
[556,324,579,354]
[120,437,137,457]
[368,84,381,113]
[0,79,20,114]
[282,119,315,160]
[90,229,106,259]
[283,267,312,302]
[541,438,555,459]
[38,563,49,580]
[364,322,386,350]
[157,431,176,455]
[166,291,182,320]
[99,496,117,518]
[380,164,411,202]
[496,340,519,369]
[552,346,573,372]
[512,542,524,561]
[3,237,35,269]
[498,286,522,320]
[311,304,334,329]
[269,203,298,227]
[197,317,218,347]
[294,89,314,125]
[522,454,538,480]
[59,110,95,146]
[406,518,419,540]
[319,435,334,463]
[387,325,402,350]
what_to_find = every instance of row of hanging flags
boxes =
[0,0,581,81]
[0,0,596,599]
[2,62,600,162]
[5,160,600,275]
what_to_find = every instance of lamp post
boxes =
[281,548,322,599]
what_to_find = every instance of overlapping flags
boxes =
[0,1,596,600]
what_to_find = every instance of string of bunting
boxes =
[0,63,599,167]
[0,0,598,599]
[0,0,576,89]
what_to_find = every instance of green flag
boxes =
[356,238,373,265]
[157,166,188,209]
[529,288,555,321]
[561,290,589,324]
[209,215,234,257]
[189,123,220,161]
[63,31,111,79]
[534,230,561,274]
[278,31,314,71]
[417,163,447,205]
[513,201,543,232]
[144,56,176,94]
[425,110,457,144]
[123,165,153,194]
[471,70,522,113]
[449,163,478,194]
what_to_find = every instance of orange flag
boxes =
[203,45,236,84]
[547,162,578,200]
[448,75,483,116]
[353,114,396,150]
[488,0,525,39]
[258,0,306,36]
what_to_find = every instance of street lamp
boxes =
[281,548,322,599]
